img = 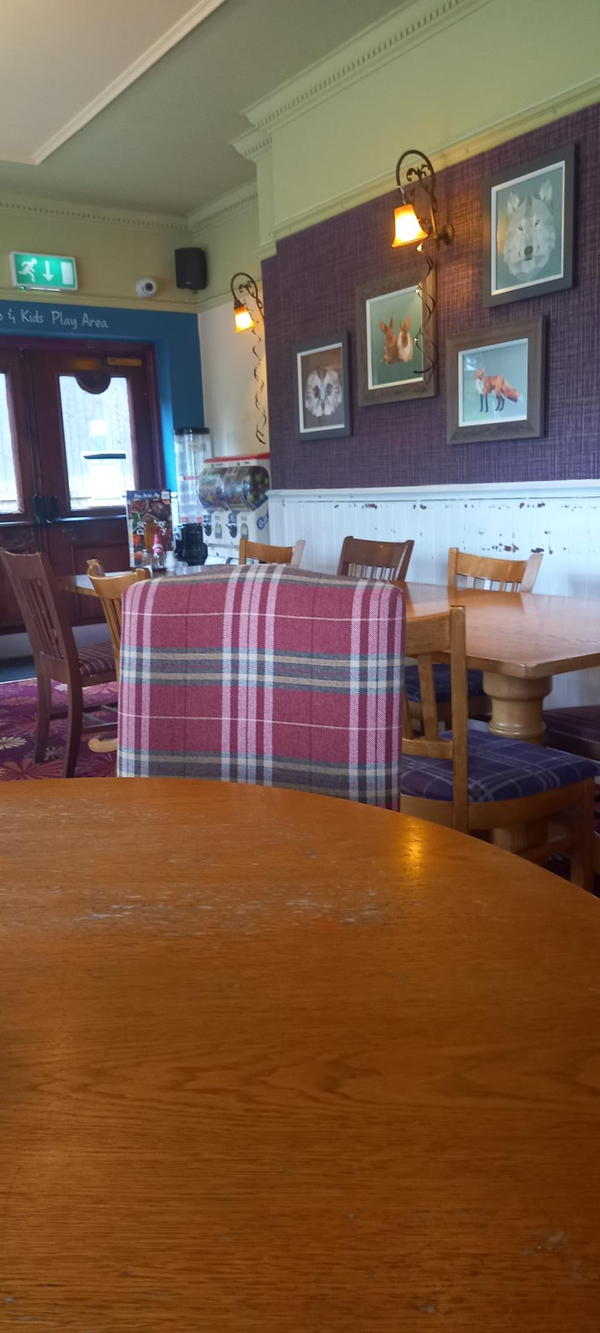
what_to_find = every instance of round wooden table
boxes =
[2,779,600,1330]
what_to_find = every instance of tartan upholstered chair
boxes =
[117,564,405,810]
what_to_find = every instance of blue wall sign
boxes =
[0,299,204,490]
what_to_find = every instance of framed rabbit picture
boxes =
[355,263,437,406]
[293,333,352,442]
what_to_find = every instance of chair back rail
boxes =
[88,568,150,681]
[403,607,469,831]
[448,547,542,592]
[0,549,80,675]
[238,538,305,567]
[337,536,414,582]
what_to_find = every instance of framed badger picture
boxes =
[293,333,352,442]
[482,145,575,306]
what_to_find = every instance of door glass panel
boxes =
[59,375,136,511]
[0,374,20,514]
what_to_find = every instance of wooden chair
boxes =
[87,567,151,754]
[0,549,116,778]
[401,606,596,892]
[87,559,105,576]
[405,547,543,724]
[337,536,414,582]
[448,547,542,592]
[238,537,305,567]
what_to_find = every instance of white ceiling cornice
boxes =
[0,193,189,234]
[187,182,258,232]
[239,0,494,135]
[231,128,273,163]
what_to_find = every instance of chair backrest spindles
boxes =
[0,549,79,672]
[337,536,414,583]
[448,547,542,593]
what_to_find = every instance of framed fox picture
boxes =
[445,317,546,445]
[482,145,575,306]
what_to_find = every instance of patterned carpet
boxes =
[0,678,118,780]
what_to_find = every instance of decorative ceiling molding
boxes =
[187,182,258,233]
[0,193,189,234]
[32,0,229,164]
[270,73,600,244]
[240,0,493,135]
[231,128,273,163]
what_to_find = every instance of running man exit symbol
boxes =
[9,252,78,291]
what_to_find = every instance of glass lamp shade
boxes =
[234,303,256,332]
[392,203,429,247]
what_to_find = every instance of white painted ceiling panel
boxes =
[0,0,227,163]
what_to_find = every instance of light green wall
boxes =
[0,204,194,310]
[0,190,261,313]
[240,0,600,248]
[190,194,261,311]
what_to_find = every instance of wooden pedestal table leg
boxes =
[483,672,552,745]
[483,672,553,853]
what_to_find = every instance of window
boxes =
[59,374,136,511]
[0,374,20,514]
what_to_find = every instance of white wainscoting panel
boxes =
[269,480,600,708]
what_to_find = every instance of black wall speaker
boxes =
[175,247,208,291]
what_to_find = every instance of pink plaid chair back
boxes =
[118,564,405,809]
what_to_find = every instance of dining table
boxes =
[58,572,600,744]
[2,776,600,1331]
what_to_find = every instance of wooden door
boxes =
[0,340,163,631]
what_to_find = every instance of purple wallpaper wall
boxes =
[263,103,600,491]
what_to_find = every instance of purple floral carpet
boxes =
[0,678,117,781]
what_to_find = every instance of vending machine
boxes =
[198,454,271,563]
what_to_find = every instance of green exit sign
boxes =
[9,251,78,292]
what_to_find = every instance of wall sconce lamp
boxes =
[229,270,268,449]
[230,271,264,333]
[392,149,454,250]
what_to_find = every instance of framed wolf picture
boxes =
[482,145,575,306]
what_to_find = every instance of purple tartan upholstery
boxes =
[117,564,405,809]
[401,728,597,804]
[78,639,115,678]
[404,663,484,703]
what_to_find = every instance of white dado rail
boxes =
[269,479,600,709]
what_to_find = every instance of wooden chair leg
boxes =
[34,667,52,763]
[570,781,596,895]
[63,681,84,779]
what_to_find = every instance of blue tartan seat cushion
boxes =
[400,729,598,804]
[404,663,485,703]
[78,639,116,679]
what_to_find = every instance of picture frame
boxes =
[293,333,352,442]
[355,263,437,406]
[445,317,546,445]
[483,145,575,307]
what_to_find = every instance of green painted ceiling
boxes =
[0,0,398,216]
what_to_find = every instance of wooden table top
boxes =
[398,581,600,678]
[2,777,600,1330]
[57,569,199,597]
[58,572,600,679]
